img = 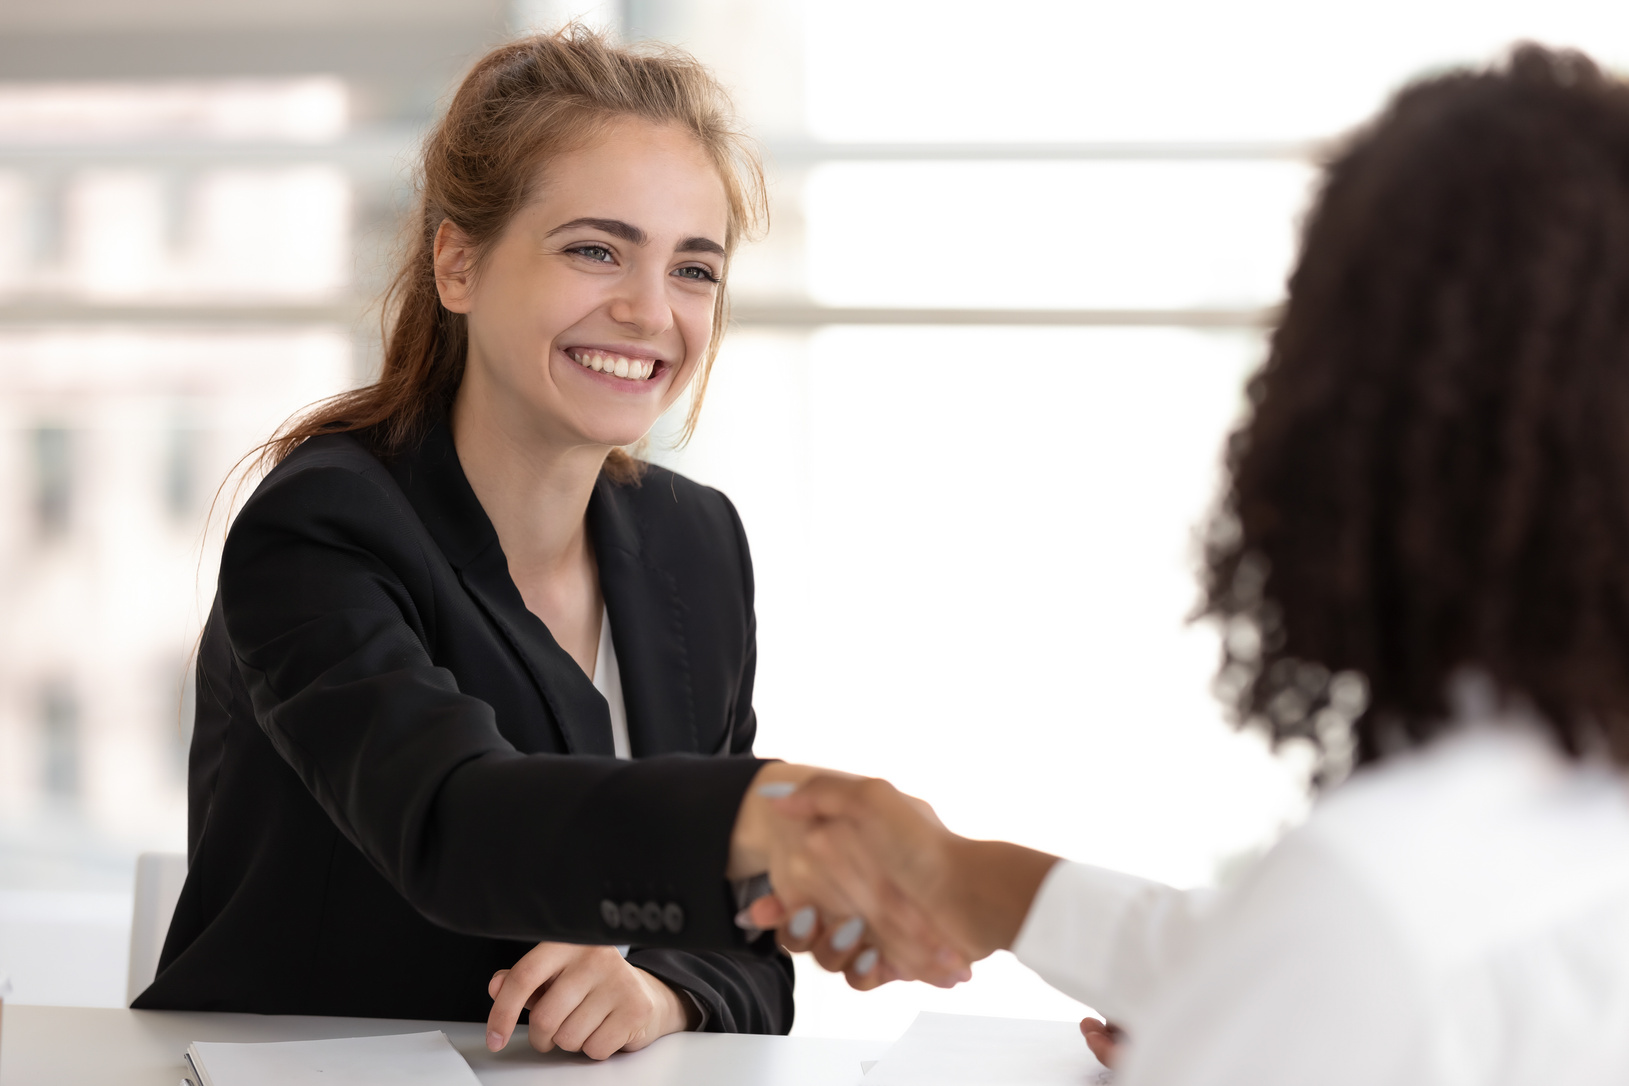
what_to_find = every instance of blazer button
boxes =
[662,903,684,933]
[640,901,663,931]
[600,899,621,929]
[620,901,642,930]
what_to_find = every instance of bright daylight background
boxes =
[0,0,1625,1041]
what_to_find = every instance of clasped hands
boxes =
[727,765,1060,992]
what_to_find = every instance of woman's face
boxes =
[437,118,730,451]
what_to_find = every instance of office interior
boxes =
[0,0,1624,1043]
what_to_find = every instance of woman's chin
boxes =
[577,419,658,452]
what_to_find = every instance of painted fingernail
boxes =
[831,916,865,952]
[486,1031,504,1051]
[854,947,879,975]
[734,907,757,929]
[789,905,817,940]
[757,782,797,799]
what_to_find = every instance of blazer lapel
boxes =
[457,544,615,756]
[589,476,699,756]
[385,417,615,757]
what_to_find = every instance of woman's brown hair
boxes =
[261,26,767,481]
[1201,44,1629,779]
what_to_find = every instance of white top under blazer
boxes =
[592,604,634,961]
[591,604,632,761]
[1012,710,1629,1085]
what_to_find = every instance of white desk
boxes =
[0,1005,888,1085]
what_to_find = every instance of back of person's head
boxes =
[1203,44,1629,778]
[265,26,765,476]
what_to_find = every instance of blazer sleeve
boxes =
[218,460,765,951]
[625,490,795,1034]
[626,939,794,1034]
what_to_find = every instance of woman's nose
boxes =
[607,267,673,337]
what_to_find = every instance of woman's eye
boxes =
[571,245,614,263]
[674,265,721,284]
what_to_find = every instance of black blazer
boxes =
[133,417,792,1031]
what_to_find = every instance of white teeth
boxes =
[571,350,656,380]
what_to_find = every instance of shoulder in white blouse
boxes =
[1011,724,1629,1086]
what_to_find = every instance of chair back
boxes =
[126,851,186,1007]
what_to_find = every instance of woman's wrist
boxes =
[944,838,1060,956]
[635,968,698,1035]
[726,762,821,880]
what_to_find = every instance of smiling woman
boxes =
[435,117,732,501]
[124,28,845,1060]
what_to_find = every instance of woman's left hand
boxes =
[1080,1018,1123,1069]
[485,941,695,1060]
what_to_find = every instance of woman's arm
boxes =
[625,945,794,1034]
[222,461,765,949]
[760,776,1208,1022]
[1109,838,1422,1085]
[1008,858,1210,1023]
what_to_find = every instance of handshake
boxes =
[725,764,1062,992]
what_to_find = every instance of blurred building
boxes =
[0,2,520,892]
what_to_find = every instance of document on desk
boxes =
[182,1030,481,1086]
[862,1012,1113,1085]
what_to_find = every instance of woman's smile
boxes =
[561,345,670,386]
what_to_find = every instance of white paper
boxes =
[863,1012,1111,1085]
[187,1030,480,1086]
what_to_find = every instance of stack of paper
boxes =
[182,1031,481,1086]
[863,1012,1112,1085]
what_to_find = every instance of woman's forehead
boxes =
[529,120,729,233]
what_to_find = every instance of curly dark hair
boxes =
[1201,44,1629,779]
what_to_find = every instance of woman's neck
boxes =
[449,383,608,588]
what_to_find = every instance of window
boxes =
[39,678,79,801]
[31,425,71,539]
[163,417,198,524]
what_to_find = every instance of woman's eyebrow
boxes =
[544,218,722,257]
[546,217,645,243]
[678,236,725,256]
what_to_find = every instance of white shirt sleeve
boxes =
[1010,860,1214,1025]
[1118,834,1426,1086]
[1014,844,1429,1086]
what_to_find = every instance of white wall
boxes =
[649,325,1309,1037]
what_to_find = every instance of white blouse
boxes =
[1011,723,1629,1086]
[591,604,632,760]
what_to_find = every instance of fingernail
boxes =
[789,906,817,940]
[831,916,864,952]
[486,1031,504,1051]
[936,946,960,965]
[734,907,757,929]
[757,782,797,799]
[958,968,973,983]
[854,947,879,975]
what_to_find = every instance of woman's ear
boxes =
[433,219,477,312]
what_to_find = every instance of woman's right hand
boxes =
[485,941,693,1060]
[727,763,973,987]
[738,771,1058,985]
